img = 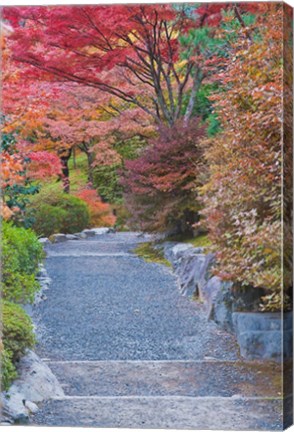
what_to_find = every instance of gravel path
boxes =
[33,232,239,361]
[31,232,282,429]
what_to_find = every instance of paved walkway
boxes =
[31,232,282,429]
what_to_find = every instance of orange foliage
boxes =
[1,152,24,187]
[76,189,116,228]
[201,4,284,292]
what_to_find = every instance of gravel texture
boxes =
[32,397,283,430]
[30,232,282,429]
[32,232,239,361]
[43,359,281,398]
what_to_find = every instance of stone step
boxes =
[31,395,282,430]
[44,360,281,398]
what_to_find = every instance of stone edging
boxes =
[159,241,292,362]
[40,227,114,245]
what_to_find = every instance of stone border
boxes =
[160,241,292,361]
[0,351,64,425]
[40,227,114,245]
[233,311,293,360]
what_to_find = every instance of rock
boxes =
[2,350,65,423]
[162,243,213,299]
[161,243,270,340]
[50,233,67,243]
[13,412,30,425]
[175,252,207,298]
[1,393,29,424]
[37,277,51,287]
[36,264,47,279]
[201,276,234,332]
[232,311,293,360]
[24,400,39,414]
[38,237,51,245]
[87,227,111,235]
[163,242,205,270]
[162,242,188,264]
[33,292,47,305]
[81,229,97,237]
[65,234,80,240]
[197,253,215,297]
[170,243,195,264]
[33,266,52,306]
[75,232,87,239]
[10,350,64,402]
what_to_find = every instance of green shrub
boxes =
[1,223,42,391]
[2,222,44,303]
[2,221,43,275]
[93,164,123,204]
[2,301,35,363]
[0,342,17,391]
[30,204,68,238]
[28,184,90,237]
[113,204,131,231]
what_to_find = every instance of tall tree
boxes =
[4,4,223,126]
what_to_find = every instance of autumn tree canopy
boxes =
[4,4,256,126]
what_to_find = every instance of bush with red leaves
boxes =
[76,189,116,228]
[121,122,206,235]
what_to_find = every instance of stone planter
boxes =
[232,311,293,361]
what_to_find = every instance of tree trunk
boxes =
[85,150,94,187]
[78,142,94,188]
[58,148,72,193]
[184,68,203,126]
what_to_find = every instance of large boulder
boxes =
[200,277,266,333]
[168,243,195,263]
[65,234,80,240]
[201,276,235,332]
[85,227,111,236]
[81,229,96,237]
[160,243,214,299]
[175,251,207,298]
[38,237,51,245]
[197,253,215,297]
[162,242,185,264]
[161,242,204,267]
[50,233,67,243]
[233,311,293,360]
[1,350,64,424]
[74,232,87,239]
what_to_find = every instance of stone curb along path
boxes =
[1,229,283,429]
[159,241,293,361]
